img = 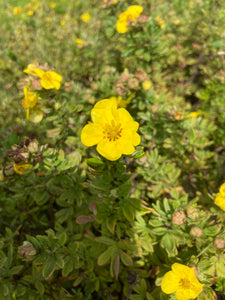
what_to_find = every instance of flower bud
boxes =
[28,139,39,153]
[3,165,14,176]
[190,226,203,238]
[214,238,225,249]
[172,211,186,225]
[18,241,37,260]
[186,206,199,220]
[127,78,139,89]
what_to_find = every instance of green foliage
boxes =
[0,0,225,299]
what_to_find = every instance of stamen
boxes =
[103,120,123,142]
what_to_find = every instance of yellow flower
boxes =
[173,18,180,25]
[50,2,56,8]
[24,64,38,76]
[60,19,66,26]
[116,5,143,33]
[34,68,62,90]
[110,95,133,108]
[22,86,38,120]
[161,263,204,300]
[14,164,31,175]
[155,16,165,28]
[13,7,22,15]
[80,13,91,22]
[81,99,140,161]
[27,10,34,16]
[188,111,200,119]
[214,183,225,211]
[219,183,225,196]
[142,80,152,90]
[75,38,85,45]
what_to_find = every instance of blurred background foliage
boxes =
[0,0,225,299]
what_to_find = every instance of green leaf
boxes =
[119,250,133,266]
[97,246,115,266]
[122,205,135,222]
[42,256,55,279]
[114,254,120,280]
[62,256,74,277]
[160,233,176,256]
[9,265,23,275]
[35,281,44,295]
[95,237,115,246]
[151,227,167,235]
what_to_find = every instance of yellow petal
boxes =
[171,263,191,276]
[219,183,225,196]
[81,123,103,147]
[132,132,141,146]
[34,68,45,78]
[91,99,117,123]
[97,140,122,161]
[161,271,179,294]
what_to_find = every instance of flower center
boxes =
[179,278,191,289]
[103,120,123,142]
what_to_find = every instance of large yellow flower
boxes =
[116,5,143,33]
[81,99,140,161]
[214,183,225,211]
[161,263,204,300]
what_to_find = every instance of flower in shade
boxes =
[14,163,31,175]
[22,86,38,120]
[81,99,140,161]
[214,183,225,211]
[116,5,143,33]
[80,13,91,22]
[33,68,62,90]
[161,263,204,300]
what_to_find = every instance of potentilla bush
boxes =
[0,0,225,299]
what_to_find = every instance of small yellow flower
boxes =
[80,13,91,22]
[50,2,56,8]
[27,10,34,16]
[81,99,140,161]
[60,19,66,26]
[13,7,22,15]
[142,80,152,90]
[22,86,38,120]
[34,68,62,90]
[161,263,204,300]
[116,5,143,33]
[14,164,31,175]
[188,111,200,119]
[75,38,85,45]
[110,95,133,108]
[17,29,22,34]
[24,64,38,76]
[155,16,165,28]
[173,18,180,25]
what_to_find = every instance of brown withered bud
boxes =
[190,226,203,238]
[214,238,225,249]
[186,206,199,220]
[28,139,39,153]
[127,77,139,89]
[3,165,14,176]
[18,241,37,260]
[172,211,186,225]
[135,71,148,81]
